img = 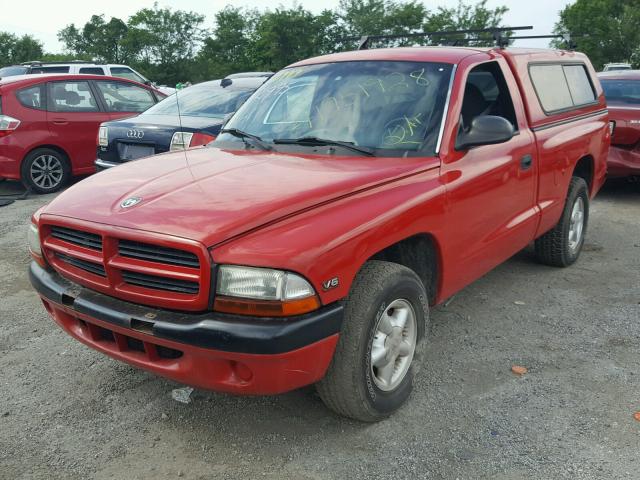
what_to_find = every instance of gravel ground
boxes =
[0,178,638,480]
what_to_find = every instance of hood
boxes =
[43,147,439,247]
[106,114,224,132]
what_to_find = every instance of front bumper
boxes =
[30,262,343,394]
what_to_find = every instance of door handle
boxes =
[520,154,533,170]
[52,119,68,125]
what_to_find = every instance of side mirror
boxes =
[455,115,514,151]
[144,80,152,86]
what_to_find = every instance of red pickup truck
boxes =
[28,46,609,421]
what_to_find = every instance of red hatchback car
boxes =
[599,71,640,178]
[0,74,165,193]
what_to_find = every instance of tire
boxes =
[21,148,71,194]
[316,260,429,422]
[535,177,589,267]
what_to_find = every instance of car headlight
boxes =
[214,265,320,317]
[28,222,43,264]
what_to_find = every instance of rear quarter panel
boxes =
[0,84,50,179]
[503,50,609,235]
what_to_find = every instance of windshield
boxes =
[0,66,28,77]
[218,61,454,156]
[145,84,255,118]
[601,79,640,104]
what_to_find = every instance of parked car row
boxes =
[0,61,175,95]
[27,42,616,421]
[96,74,270,170]
[2,58,639,197]
[598,70,640,178]
[0,71,271,192]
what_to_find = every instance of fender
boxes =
[212,164,448,306]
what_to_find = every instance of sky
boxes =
[0,0,574,52]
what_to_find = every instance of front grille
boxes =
[43,222,208,310]
[51,226,102,251]
[119,240,200,268]
[57,253,106,277]
[121,270,199,295]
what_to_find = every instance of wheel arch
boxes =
[572,154,594,196]
[22,144,71,169]
[365,233,441,306]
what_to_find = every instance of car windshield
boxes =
[0,66,28,76]
[144,84,255,118]
[217,61,454,156]
[601,79,640,104]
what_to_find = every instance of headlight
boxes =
[214,265,320,317]
[28,222,42,258]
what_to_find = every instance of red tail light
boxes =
[0,114,20,138]
[189,132,216,147]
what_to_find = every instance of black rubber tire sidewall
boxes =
[360,276,426,416]
[563,179,589,264]
[21,148,71,194]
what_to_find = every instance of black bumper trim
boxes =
[29,262,343,355]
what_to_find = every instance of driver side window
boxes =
[459,62,518,133]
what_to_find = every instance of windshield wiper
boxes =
[220,128,273,151]
[273,136,375,156]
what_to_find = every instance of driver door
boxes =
[440,59,539,292]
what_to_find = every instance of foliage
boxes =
[0,32,44,66]
[553,0,640,69]
[58,15,131,63]
[426,0,509,46]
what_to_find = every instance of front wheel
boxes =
[316,260,429,422]
[535,177,589,267]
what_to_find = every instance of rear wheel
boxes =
[316,260,428,422]
[535,177,589,267]
[21,148,71,194]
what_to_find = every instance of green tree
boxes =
[198,6,259,78]
[425,0,509,46]
[0,32,44,66]
[553,0,640,69]
[253,5,343,70]
[58,15,131,62]
[127,4,205,65]
[338,0,427,42]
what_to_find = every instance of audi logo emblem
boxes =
[126,129,144,139]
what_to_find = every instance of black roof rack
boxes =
[345,26,533,50]
[440,33,583,50]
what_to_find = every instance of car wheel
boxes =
[535,177,589,267]
[21,148,71,194]
[316,260,428,422]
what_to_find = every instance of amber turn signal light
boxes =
[214,295,321,317]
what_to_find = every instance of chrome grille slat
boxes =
[57,253,106,277]
[51,226,102,251]
[118,240,199,268]
[121,270,199,295]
